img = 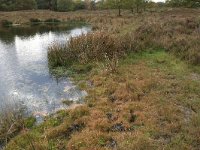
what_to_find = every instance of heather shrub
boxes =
[130,18,200,64]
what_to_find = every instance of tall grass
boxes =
[48,31,126,71]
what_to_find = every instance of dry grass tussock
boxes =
[48,31,126,72]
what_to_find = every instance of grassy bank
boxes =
[5,50,200,149]
[1,9,200,149]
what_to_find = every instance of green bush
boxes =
[45,18,61,24]
[57,0,75,11]
[30,18,42,25]
[15,0,37,10]
[1,20,13,27]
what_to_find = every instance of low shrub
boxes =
[130,18,200,65]
[29,18,42,25]
[45,18,61,24]
[1,20,12,27]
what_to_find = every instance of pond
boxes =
[0,25,91,122]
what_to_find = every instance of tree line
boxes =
[0,0,199,12]
[0,0,86,11]
[166,0,200,8]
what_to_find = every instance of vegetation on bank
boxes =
[1,20,13,27]
[48,9,200,68]
[4,49,200,149]
[0,10,200,150]
[132,17,200,65]
[0,8,199,149]
[0,103,36,147]
[48,31,125,71]
[1,17,86,28]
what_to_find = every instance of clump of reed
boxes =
[48,31,126,72]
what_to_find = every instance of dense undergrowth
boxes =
[1,9,200,149]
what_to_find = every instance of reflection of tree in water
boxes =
[0,24,77,44]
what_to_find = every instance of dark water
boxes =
[0,25,91,121]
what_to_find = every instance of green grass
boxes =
[122,49,199,76]
[24,116,36,129]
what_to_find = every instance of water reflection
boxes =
[0,25,81,44]
[0,25,91,120]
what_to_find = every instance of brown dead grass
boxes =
[47,51,198,149]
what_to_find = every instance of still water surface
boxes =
[0,25,91,121]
